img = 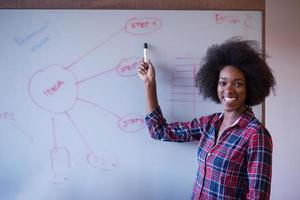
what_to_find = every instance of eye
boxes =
[234,82,244,87]
[218,80,226,86]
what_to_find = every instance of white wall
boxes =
[266,0,300,199]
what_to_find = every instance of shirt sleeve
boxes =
[145,106,210,142]
[246,127,273,200]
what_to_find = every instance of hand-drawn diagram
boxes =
[27,17,162,184]
[214,12,256,39]
[0,112,34,143]
[170,58,201,120]
[13,21,51,52]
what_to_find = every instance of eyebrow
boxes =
[219,77,245,81]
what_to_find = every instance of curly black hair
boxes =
[195,37,276,106]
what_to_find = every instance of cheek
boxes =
[239,88,247,100]
[217,86,223,100]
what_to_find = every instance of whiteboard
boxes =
[0,10,262,200]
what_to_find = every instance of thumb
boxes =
[147,60,155,71]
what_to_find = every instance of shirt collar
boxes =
[214,107,254,129]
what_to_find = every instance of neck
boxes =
[223,106,247,126]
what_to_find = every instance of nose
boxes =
[224,83,234,93]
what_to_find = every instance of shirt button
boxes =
[207,152,211,157]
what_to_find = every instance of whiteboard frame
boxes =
[0,3,267,200]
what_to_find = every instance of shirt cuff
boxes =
[145,106,165,125]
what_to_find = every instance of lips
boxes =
[224,97,237,103]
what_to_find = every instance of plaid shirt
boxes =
[145,106,272,200]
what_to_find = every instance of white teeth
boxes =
[224,97,237,103]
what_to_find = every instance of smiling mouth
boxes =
[224,97,237,103]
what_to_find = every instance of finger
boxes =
[139,64,148,70]
[140,61,148,69]
[138,66,147,74]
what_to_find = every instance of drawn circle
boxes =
[125,17,162,35]
[118,113,145,132]
[116,57,140,77]
[28,64,78,114]
[87,151,118,171]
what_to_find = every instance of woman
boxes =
[138,37,276,199]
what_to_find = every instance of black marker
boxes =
[144,43,148,62]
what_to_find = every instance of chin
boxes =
[223,104,246,113]
[222,103,239,112]
[223,107,236,112]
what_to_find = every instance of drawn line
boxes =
[52,117,58,147]
[11,123,34,143]
[64,28,125,70]
[65,111,93,153]
[76,97,122,119]
[75,66,117,85]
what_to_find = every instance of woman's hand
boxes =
[138,60,155,84]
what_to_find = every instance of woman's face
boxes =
[217,65,247,113]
